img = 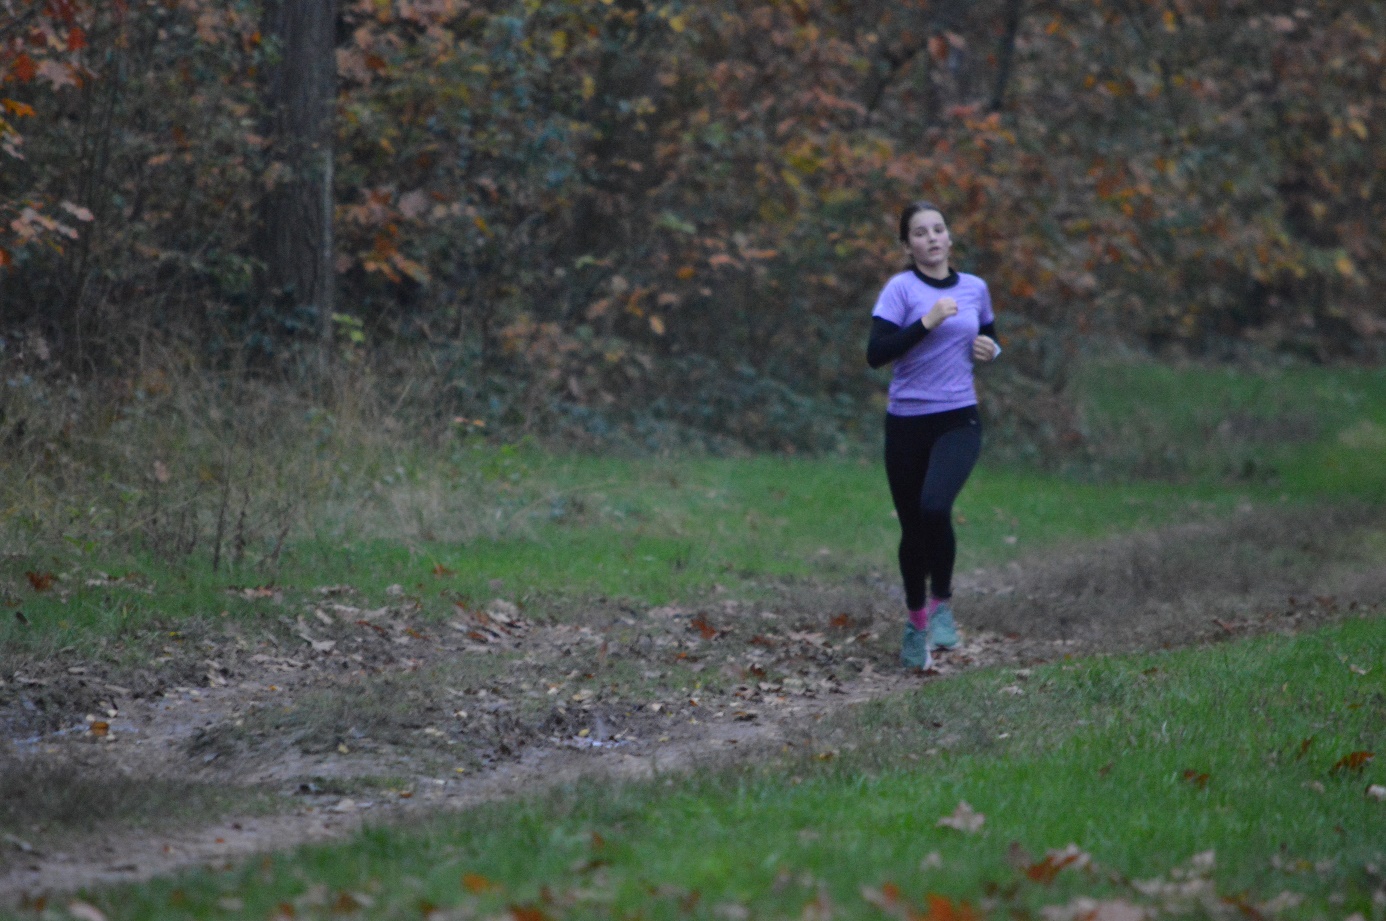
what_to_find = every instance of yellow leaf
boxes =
[1335,254,1356,278]
[2,98,36,118]
[649,316,665,335]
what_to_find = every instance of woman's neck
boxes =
[914,260,951,280]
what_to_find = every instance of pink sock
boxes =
[909,598,940,630]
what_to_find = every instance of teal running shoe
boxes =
[900,623,933,670]
[926,601,960,650]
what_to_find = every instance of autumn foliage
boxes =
[2,0,1383,446]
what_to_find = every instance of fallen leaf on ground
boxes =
[936,801,985,833]
[1365,784,1385,801]
[510,904,550,921]
[1330,751,1374,775]
[25,571,56,592]
[1259,892,1303,914]
[1182,769,1210,789]
[67,902,107,921]
[1041,897,1146,921]
[462,873,498,894]
[690,614,718,639]
[1026,844,1092,884]
[859,882,902,913]
[921,892,981,921]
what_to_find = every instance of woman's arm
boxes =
[867,316,930,369]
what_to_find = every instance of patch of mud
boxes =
[1,502,1383,903]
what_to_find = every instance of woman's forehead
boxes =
[910,209,946,228]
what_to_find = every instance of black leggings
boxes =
[884,406,982,610]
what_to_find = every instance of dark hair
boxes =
[898,201,946,242]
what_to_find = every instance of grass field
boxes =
[0,451,1275,656]
[2,358,1384,914]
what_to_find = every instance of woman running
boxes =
[867,201,999,671]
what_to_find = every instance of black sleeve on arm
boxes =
[979,321,997,340]
[867,316,929,369]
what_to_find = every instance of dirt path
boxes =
[2,504,1382,904]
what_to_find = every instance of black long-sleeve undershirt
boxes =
[866,317,998,369]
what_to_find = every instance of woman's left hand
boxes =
[972,335,999,362]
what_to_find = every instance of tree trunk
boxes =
[259,0,337,363]
[990,0,1023,112]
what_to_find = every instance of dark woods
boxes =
[2,0,1383,450]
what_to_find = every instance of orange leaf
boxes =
[1024,845,1091,885]
[432,562,454,577]
[2,98,36,117]
[25,571,56,592]
[1330,751,1374,775]
[9,53,38,82]
[0,246,11,268]
[1182,769,1210,789]
[918,892,981,921]
[510,905,550,921]
[690,614,717,640]
[67,26,87,51]
[462,873,497,894]
[90,721,109,737]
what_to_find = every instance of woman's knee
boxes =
[919,499,953,521]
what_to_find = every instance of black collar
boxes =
[912,266,959,288]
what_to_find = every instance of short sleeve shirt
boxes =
[872,270,993,416]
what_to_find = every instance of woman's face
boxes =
[906,209,951,271]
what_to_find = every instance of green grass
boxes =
[0,451,1271,653]
[1075,359,1386,499]
[53,616,1386,921]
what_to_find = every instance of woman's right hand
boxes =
[922,296,958,331]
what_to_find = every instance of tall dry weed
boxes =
[0,352,516,568]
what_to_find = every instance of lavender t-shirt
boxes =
[871,270,994,416]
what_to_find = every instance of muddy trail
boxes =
[2,504,1383,904]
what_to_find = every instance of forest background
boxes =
[2,0,1384,459]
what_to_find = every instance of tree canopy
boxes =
[2,0,1382,446]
